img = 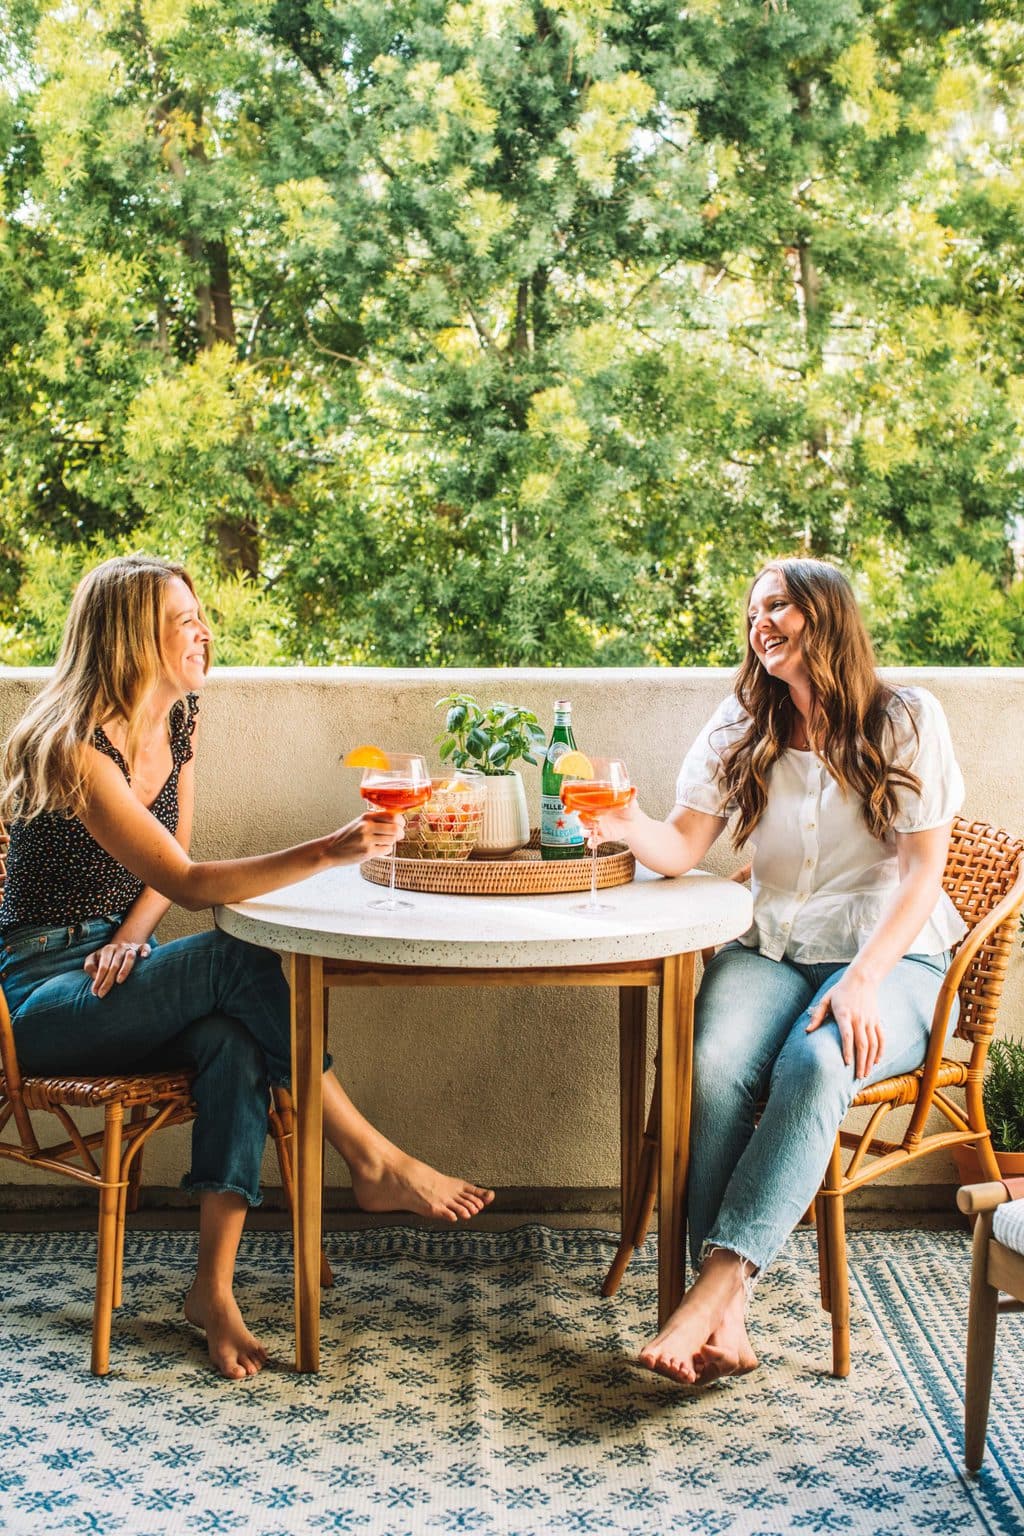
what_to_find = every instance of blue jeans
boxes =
[688,942,953,1275]
[0,918,297,1206]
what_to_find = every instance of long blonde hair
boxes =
[719,558,919,845]
[1,555,209,822]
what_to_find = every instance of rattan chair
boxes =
[603,816,1024,1377]
[0,822,332,1374]
[957,1177,1024,1472]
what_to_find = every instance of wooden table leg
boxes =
[657,950,696,1328]
[289,951,325,1372]
[618,986,647,1242]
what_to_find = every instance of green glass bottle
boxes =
[540,700,586,861]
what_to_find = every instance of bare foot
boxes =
[694,1290,759,1384]
[184,1285,268,1380]
[350,1143,495,1223]
[638,1248,756,1386]
[638,1294,719,1385]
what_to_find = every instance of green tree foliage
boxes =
[0,0,1021,666]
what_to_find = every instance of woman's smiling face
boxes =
[159,575,212,694]
[747,570,809,688]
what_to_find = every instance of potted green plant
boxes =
[953,1037,1024,1184]
[435,694,546,855]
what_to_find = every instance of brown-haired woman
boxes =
[600,558,965,1385]
[0,555,493,1380]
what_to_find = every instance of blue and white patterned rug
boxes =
[0,1225,1020,1536]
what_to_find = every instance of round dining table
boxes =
[216,861,752,1371]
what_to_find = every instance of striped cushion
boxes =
[993,1198,1024,1256]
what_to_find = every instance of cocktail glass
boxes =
[360,752,431,911]
[560,756,634,914]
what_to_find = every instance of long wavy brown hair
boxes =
[718,558,920,846]
[1,555,209,823]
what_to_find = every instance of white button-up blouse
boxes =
[675,687,967,964]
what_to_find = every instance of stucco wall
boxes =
[2,666,1022,1204]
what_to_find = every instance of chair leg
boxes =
[964,1211,999,1473]
[113,1181,129,1311]
[821,1139,850,1378]
[815,1190,832,1313]
[270,1086,333,1289]
[93,1103,125,1376]
[125,1105,146,1214]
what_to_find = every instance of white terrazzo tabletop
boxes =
[215,863,753,969]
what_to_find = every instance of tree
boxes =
[0,0,1021,666]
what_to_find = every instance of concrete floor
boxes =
[0,1203,962,1235]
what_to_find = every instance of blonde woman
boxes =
[0,555,493,1379]
[600,559,964,1386]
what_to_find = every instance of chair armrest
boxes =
[957,1180,1024,1216]
[905,859,1024,1146]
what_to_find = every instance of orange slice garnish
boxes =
[343,744,390,769]
[554,750,594,778]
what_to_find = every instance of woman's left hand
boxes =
[806,971,884,1080]
[84,940,151,999]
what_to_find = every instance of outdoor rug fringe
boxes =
[0,1225,1020,1536]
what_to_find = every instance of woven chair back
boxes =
[945,816,1024,1044]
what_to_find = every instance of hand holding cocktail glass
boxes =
[556,752,635,913]
[343,746,431,911]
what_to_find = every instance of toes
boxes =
[656,1355,696,1385]
[638,1344,699,1384]
[215,1354,248,1380]
[442,1184,493,1220]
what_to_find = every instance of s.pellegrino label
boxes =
[540,700,586,860]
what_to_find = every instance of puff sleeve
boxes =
[887,688,965,834]
[674,695,750,818]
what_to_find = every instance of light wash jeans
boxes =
[689,941,953,1275]
[0,917,300,1206]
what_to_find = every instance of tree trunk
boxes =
[206,238,236,346]
[215,514,260,579]
[531,266,549,351]
[513,281,529,355]
[151,89,259,577]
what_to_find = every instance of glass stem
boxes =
[589,830,599,909]
[388,847,398,906]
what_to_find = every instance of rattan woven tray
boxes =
[360,831,635,896]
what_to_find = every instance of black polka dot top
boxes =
[0,694,199,933]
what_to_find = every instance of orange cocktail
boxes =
[555,753,632,914]
[560,782,635,821]
[349,750,431,911]
[361,783,432,814]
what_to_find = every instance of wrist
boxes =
[845,958,882,989]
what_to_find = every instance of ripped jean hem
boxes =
[181,1177,264,1209]
[698,1241,761,1305]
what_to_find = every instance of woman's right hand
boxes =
[322,812,405,865]
[84,939,151,998]
[595,793,639,844]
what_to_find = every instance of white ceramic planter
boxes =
[475,772,530,856]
